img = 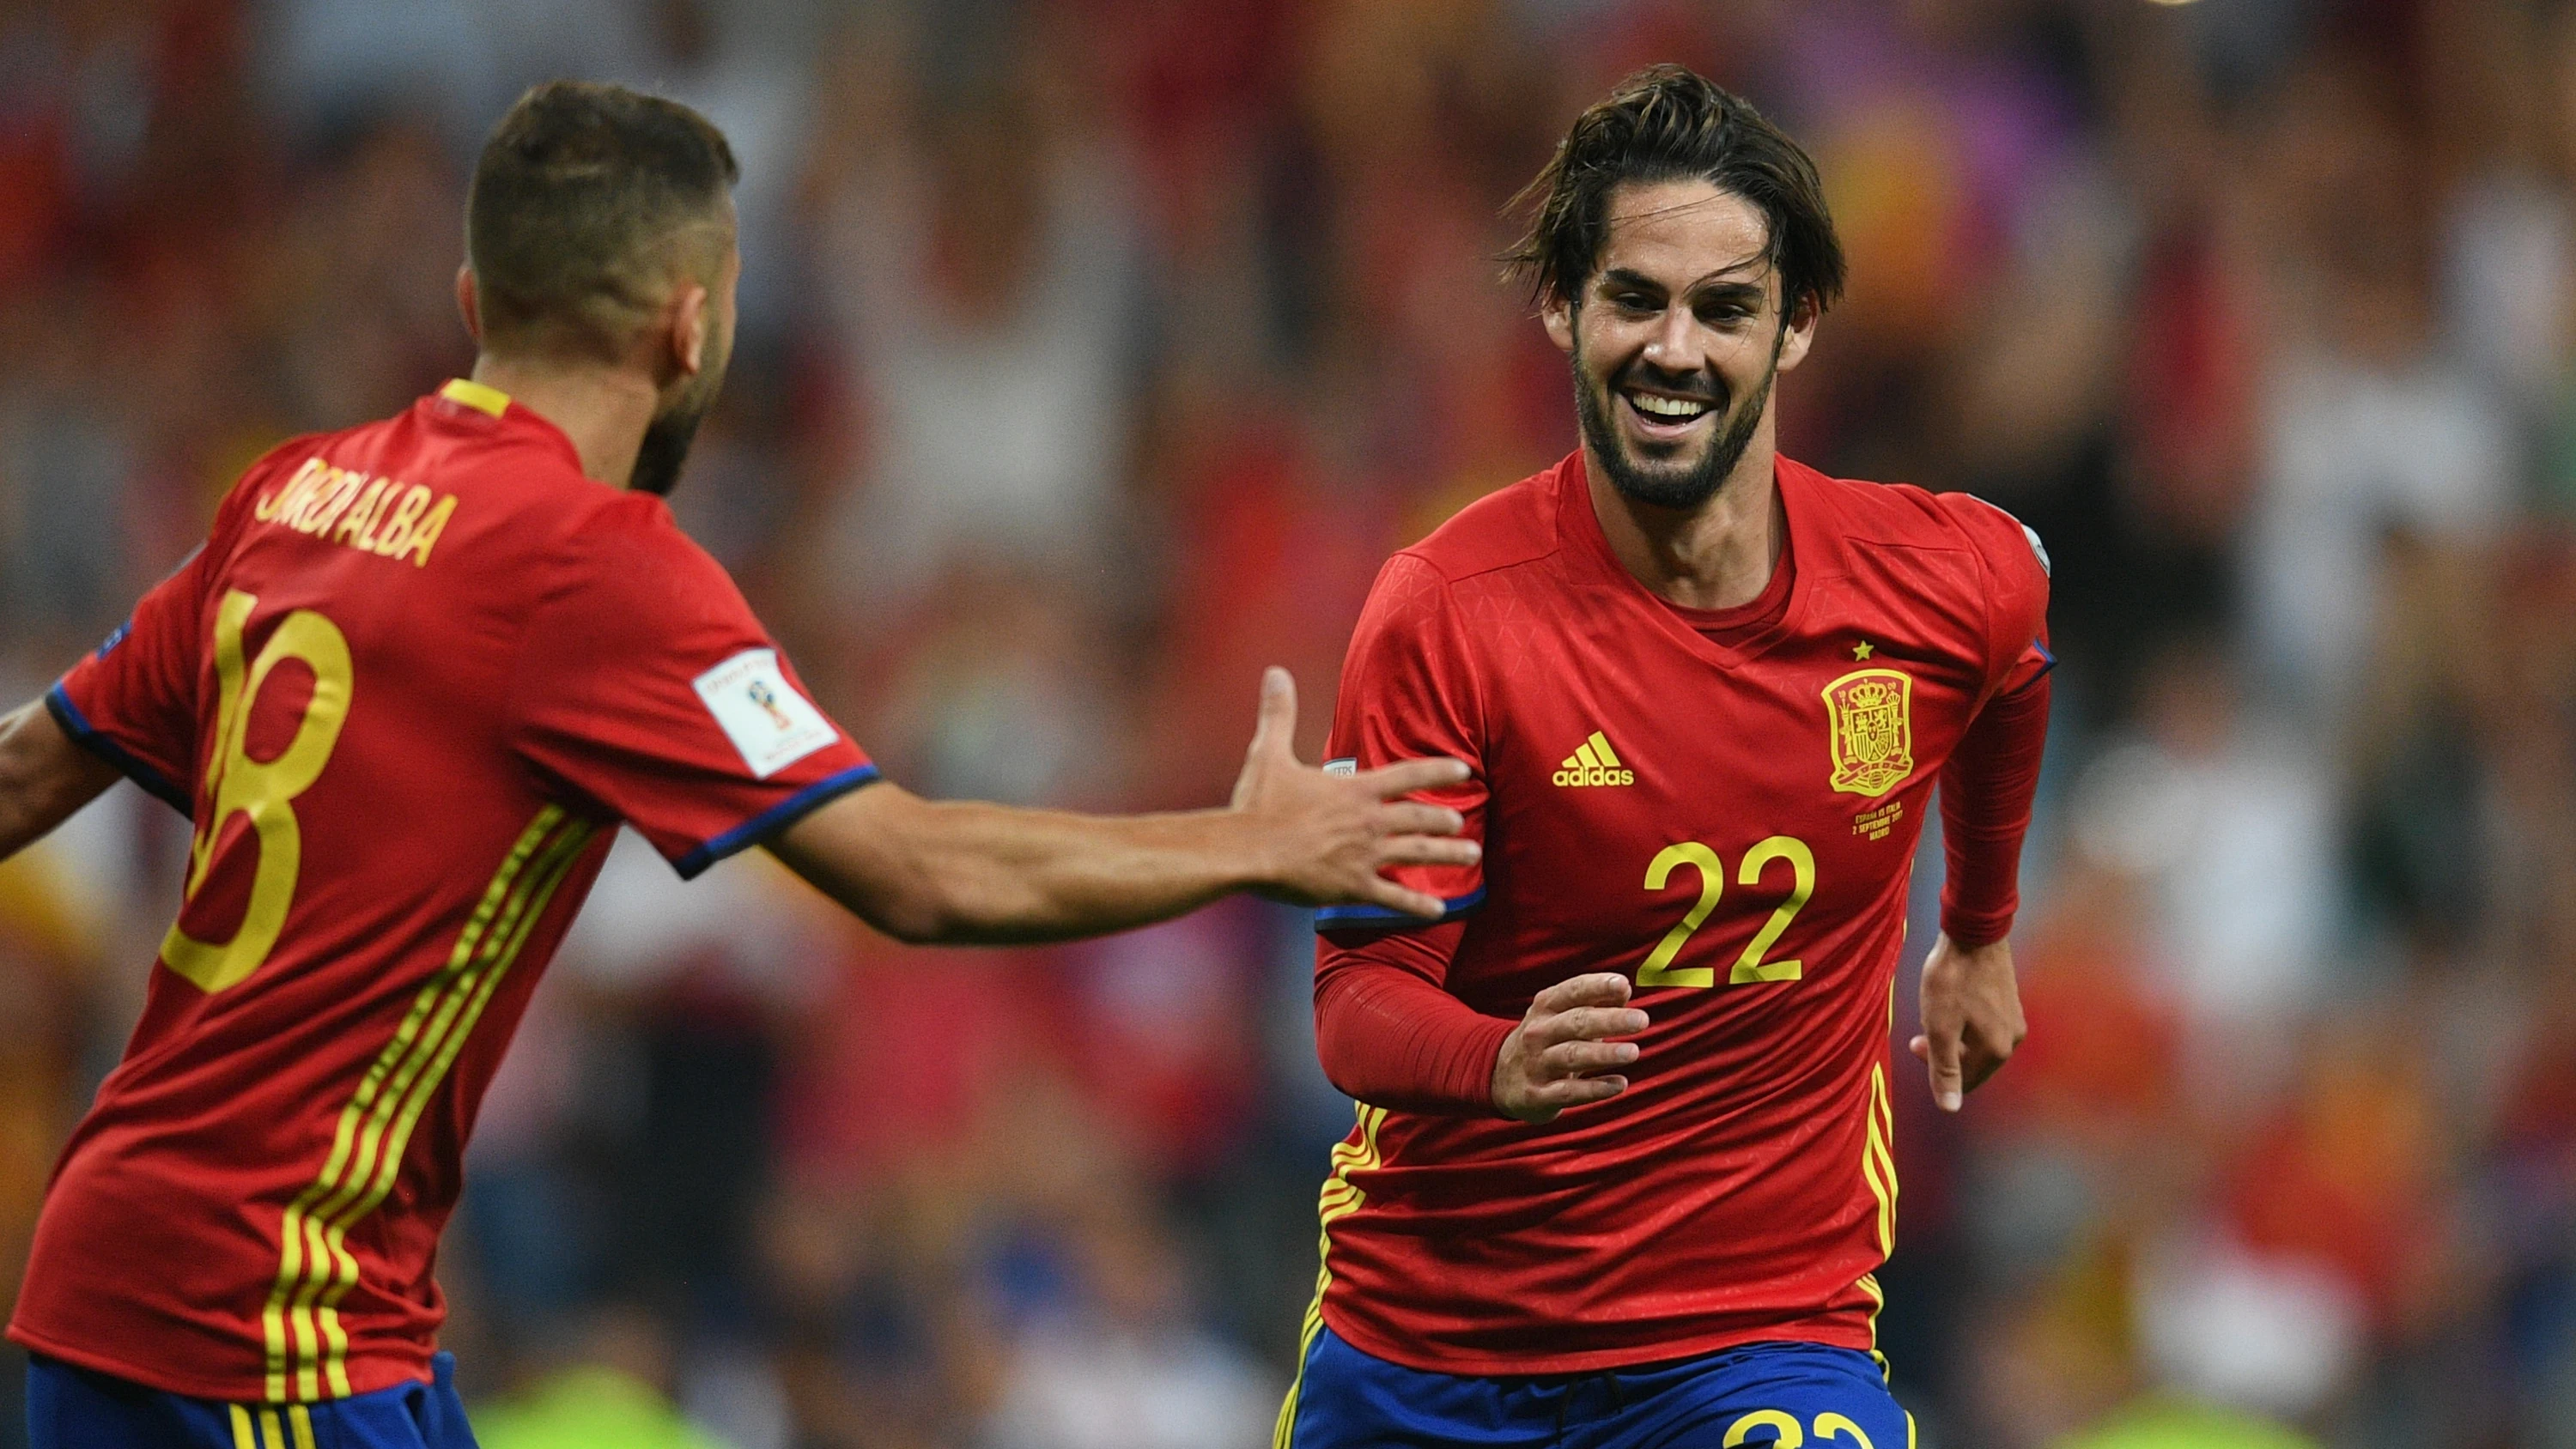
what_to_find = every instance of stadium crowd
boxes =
[0,0,2572,1444]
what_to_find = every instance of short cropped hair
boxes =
[1506,65,1845,319]
[466,81,738,360]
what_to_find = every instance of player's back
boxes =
[11,379,872,1404]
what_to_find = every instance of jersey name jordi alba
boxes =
[1310,452,2050,1376]
[11,380,876,1404]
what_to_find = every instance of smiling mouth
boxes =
[1621,389,1716,432]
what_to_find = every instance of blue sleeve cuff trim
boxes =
[1315,884,1487,932]
[673,765,882,880]
[46,683,192,816]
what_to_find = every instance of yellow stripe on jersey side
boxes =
[1857,1062,1899,1377]
[259,807,595,1400]
[1273,1103,1388,1449]
[437,378,511,418]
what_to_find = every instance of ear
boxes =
[1775,290,1819,373]
[669,281,711,379]
[1541,293,1576,355]
[456,266,483,344]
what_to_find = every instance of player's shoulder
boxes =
[1786,457,2048,581]
[1394,453,1575,585]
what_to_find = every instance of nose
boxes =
[1639,304,1710,378]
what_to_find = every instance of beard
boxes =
[629,390,710,499]
[1572,334,1780,511]
[629,312,731,498]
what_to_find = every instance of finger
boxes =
[1376,836,1483,868]
[1539,1040,1640,1077]
[1908,1034,1930,1063]
[1526,1075,1629,1110]
[1376,803,1467,837]
[1362,877,1449,919]
[1358,756,1473,798]
[1247,666,1297,761]
[1923,1025,1965,1113]
[1959,1028,2017,1094]
[1533,973,1635,1014]
[1527,1005,1652,1047]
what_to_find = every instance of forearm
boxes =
[771,785,1268,946]
[0,696,120,863]
[1314,926,1513,1116]
[1939,675,2050,946]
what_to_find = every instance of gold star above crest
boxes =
[1852,640,1874,661]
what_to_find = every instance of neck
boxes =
[469,353,658,489]
[1583,423,1784,611]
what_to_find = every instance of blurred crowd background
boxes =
[1,0,2573,1445]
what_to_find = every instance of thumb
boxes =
[1249,666,1297,761]
[1921,1028,1964,1113]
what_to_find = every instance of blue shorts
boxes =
[27,1351,479,1449]
[1280,1327,1912,1449]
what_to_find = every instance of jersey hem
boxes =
[673,764,882,879]
[1315,1299,1875,1378]
[45,682,192,815]
[5,1321,432,1404]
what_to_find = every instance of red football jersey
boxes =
[9,380,875,1403]
[1308,452,2049,1375]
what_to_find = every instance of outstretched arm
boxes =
[768,668,1478,946]
[0,697,122,864]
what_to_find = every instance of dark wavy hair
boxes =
[1505,65,1845,320]
[467,81,739,360]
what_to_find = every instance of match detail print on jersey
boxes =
[694,648,838,779]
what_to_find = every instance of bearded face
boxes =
[1546,179,1812,513]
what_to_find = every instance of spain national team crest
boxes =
[1823,668,1915,797]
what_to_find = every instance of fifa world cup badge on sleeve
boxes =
[695,648,837,778]
[1822,668,1914,797]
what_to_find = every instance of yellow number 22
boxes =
[160,591,354,993]
[1634,834,1816,990]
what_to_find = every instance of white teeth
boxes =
[1630,393,1709,420]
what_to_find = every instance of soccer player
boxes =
[0,82,1475,1449]
[1277,67,2052,1447]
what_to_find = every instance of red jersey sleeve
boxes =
[509,497,878,878]
[1312,552,1488,931]
[1938,491,2054,700]
[1310,552,1514,1116]
[1934,492,2055,944]
[47,545,215,816]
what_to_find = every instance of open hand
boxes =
[1230,667,1478,917]
[1492,973,1649,1124]
[1909,932,2024,1112]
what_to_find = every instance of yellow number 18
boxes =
[160,591,354,993]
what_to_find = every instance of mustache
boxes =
[1613,362,1723,408]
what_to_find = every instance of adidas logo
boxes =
[1552,731,1635,787]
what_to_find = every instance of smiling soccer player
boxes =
[1279,66,2053,1449]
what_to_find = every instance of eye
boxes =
[1612,292,1659,315]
